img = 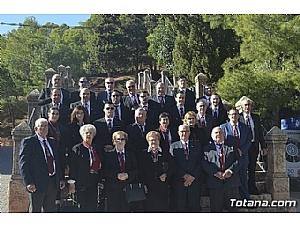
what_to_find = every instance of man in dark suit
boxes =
[220,108,252,200]
[196,83,224,109]
[202,126,241,212]
[122,79,140,110]
[40,88,70,126]
[169,124,203,212]
[171,75,196,112]
[126,108,156,162]
[19,118,65,212]
[93,101,125,152]
[239,97,267,195]
[138,90,159,128]
[111,89,134,126]
[38,74,70,107]
[70,88,102,123]
[196,98,216,147]
[169,91,187,130]
[96,77,121,108]
[151,82,176,114]
[207,93,228,126]
[69,77,96,104]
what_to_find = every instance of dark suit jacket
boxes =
[67,122,83,156]
[197,113,216,145]
[156,126,179,154]
[126,122,156,160]
[202,142,241,188]
[137,104,159,128]
[38,87,70,107]
[169,140,202,182]
[70,90,96,104]
[168,106,185,129]
[151,94,176,114]
[47,122,69,172]
[220,122,252,164]
[40,103,71,126]
[19,134,64,193]
[93,117,126,149]
[239,112,267,151]
[69,143,103,188]
[207,105,228,126]
[103,148,138,190]
[122,94,140,110]
[115,103,135,126]
[70,101,102,123]
[171,88,196,112]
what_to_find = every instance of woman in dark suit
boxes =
[183,111,207,148]
[102,131,138,212]
[139,131,175,212]
[68,106,89,151]
[68,124,103,212]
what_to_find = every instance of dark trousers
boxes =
[175,180,200,212]
[209,184,239,212]
[105,188,131,212]
[248,143,259,192]
[76,174,98,212]
[29,175,57,213]
[239,156,250,200]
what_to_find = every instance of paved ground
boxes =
[0,146,12,213]
[0,145,299,213]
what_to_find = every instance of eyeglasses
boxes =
[179,130,190,133]
[79,81,88,84]
[106,81,114,84]
[198,105,205,107]
[140,96,148,98]
[112,94,120,97]
[105,107,115,110]
[127,85,135,88]
[116,138,126,141]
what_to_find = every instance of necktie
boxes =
[143,105,148,111]
[233,124,240,147]
[180,107,184,119]
[42,140,55,175]
[139,124,144,136]
[49,122,60,148]
[183,142,189,160]
[213,108,218,118]
[245,115,253,140]
[151,150,158,163]
[201,116,206,128]
[132,96,138,107]
[218,144,225,171]
[107,119,112,132]
[114,105,120,119]
[108,91,111,101]
[159,96,165,107]
[83,141,101,172]
[118,152,125,172]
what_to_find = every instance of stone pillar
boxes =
[45,68,56,87]
[27,89,40,132]
[195,73,208,99]
[265,126,290,200]
[57,65,67,89]
[143,69,150,90]
[161,70,169,85]
[137,72,143,90]
[8,121,32,212]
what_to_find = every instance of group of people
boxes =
[19,73,267,213]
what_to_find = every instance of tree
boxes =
[217,15,300,128]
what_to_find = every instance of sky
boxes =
[0,14,91,35]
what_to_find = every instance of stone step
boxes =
[256,181,266,193]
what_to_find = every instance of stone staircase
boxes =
[200,167,297,212]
